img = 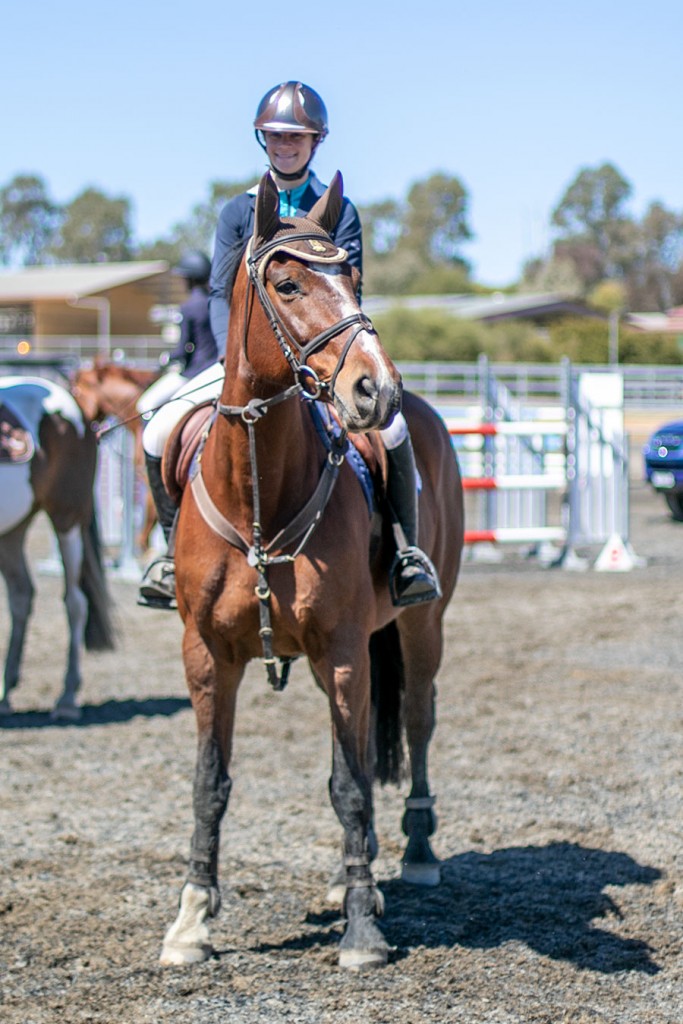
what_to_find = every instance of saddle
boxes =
[0,404,35,464]
[161,399,387,511]
[162,401,215,503]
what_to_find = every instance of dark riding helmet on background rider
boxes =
[254,81,329,150]
[172,250,212,285]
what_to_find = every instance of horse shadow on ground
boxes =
[0,696,191,729]
[381,843,661,973]
[291,842,661,973]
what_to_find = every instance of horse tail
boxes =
[371,621,405,786]
[80,511,117,651]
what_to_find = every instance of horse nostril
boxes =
[354,376,378,407]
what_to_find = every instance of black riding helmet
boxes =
[254,81,328,180]
[173,251,211,285]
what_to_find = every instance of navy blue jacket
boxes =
[169,285,218,379]
[209,171,363,356]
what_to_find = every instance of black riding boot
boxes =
[387,436,442,607]
[138,454,178,610]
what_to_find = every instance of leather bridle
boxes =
[193,229,378,691]
[240,231,375,402]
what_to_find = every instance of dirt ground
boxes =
[1,468,682,1023]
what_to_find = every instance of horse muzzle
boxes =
[332,356,403,433]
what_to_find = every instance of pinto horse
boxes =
[0,376,116,720]
[70,361,161,552]
[160,172,464,969]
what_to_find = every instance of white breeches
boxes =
[142,364,226,458]
[136,370,187,418]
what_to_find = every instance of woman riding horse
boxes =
[159,170,464,968]
[138,81,440,611]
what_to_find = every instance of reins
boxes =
[93,372,225,441]
[191,231,375,691]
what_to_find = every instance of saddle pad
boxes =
[162,401,215,502]
[0,376,86,439]
[307,401,384,516]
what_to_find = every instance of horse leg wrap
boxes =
[401,794,440,885]
[402,793,438,838]
[187,853,219,892]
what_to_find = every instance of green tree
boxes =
[402,172,472,264]
[50,187,134,262]
[358,198,402,255]
[136,177,258,261]
[520,252,583,295]
[531,163,683,312]
[625,201,683,310]
[0,173,59,265]
[359,172,473,296]
[551,162,633,275]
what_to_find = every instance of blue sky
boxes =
[3,1,681,286]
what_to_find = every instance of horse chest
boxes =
[204,556,338,659]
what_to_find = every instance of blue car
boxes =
[643,419,683,520]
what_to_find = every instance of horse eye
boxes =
[275,280,299,296]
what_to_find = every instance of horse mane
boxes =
[92,361,158,387]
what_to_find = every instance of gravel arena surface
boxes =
[1,468,682,1022]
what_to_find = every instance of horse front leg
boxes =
[318,641,388,969]
[0,524,33,714]
[160,633,241,966]
[398,612,442,887]
[53,525,87,722]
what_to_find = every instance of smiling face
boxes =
[264,131,316,185]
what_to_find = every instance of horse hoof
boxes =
[0,699,12,716]
[160,941,213,966]
[401,861,441,887]
[339,946,388,969]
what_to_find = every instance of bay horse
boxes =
[160,172,464,968]
[0,376,116,720]
[70,361,161,552]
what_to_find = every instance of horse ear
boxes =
[254,172,282,245]
[307,171,344,236]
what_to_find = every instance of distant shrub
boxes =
[371,309,683,365]
[548,317,683,364]
[618,329,683,364]
[372,310,488,361]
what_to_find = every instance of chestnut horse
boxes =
[71,361,161,552]
[160,172,464,969]
[0,376,116,720]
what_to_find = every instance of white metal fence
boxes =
[444,358,632,568]
[3,352,673,573]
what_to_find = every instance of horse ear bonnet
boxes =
[251,171,348,279]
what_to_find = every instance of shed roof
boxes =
[0,262,170,302]
[626,307,683,333]
[362,291,600,322]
